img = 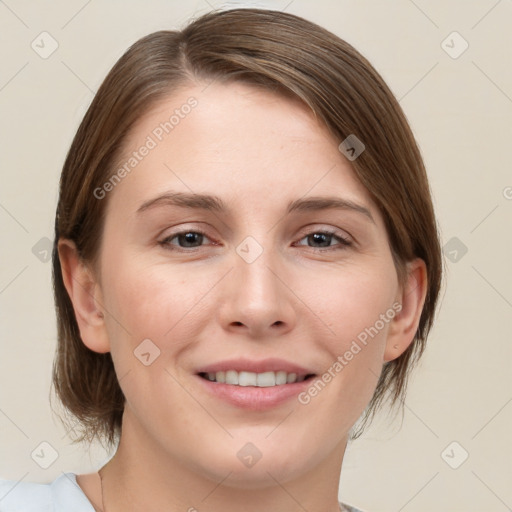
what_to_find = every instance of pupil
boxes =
[311,233,329,247]
[181,232,202,247]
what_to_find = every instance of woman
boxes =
[0,7,442,511]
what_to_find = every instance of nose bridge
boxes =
[237,238,280,300]
[219,234,296,335]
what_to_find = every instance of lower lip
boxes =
[196,375,314,410]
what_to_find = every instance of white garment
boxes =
[0,473,94,512]
[0,473,363,511]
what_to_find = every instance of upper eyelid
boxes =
[296,224,351,237]
[294,230,352,247]
[160,225,349,237]
[294,224,354,245]
[160,229,214,244]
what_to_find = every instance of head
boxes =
[53,8,442,484]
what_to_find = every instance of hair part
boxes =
[52,7,442,447]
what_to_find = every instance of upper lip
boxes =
[196,358,316,376]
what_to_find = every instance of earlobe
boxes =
[58,239,110,354]
[383,259,428,362]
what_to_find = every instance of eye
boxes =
[295,230,352,250]
[158,228,352,252]
[159,230,214,250]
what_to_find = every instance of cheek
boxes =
[101,241,398,365]
[306,263,397,348]
[97,259,203,413]
[296,264,397,407]
[99,252,219,366]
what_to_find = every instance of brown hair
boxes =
[52,7,442,447]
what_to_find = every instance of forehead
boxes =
[105,81,376,218]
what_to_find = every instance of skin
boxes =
[59,81,427,512]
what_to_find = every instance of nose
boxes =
[216,243,297,339]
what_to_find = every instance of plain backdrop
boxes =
[1,1,511,510]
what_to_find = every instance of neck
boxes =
[99,410,347,512]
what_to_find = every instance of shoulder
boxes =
[339,502,367,512]
[0,473,94,511]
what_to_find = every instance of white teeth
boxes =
[257,371,275,387]
[204,370,309,387]
[275,371,287,385]
[225,370,238,385]
[286,372,297,383]
[238,371,257,386]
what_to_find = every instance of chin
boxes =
[192,440,318,490]
[207,462,306,490]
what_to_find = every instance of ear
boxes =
[58,239,110,354]
[383,258,428,362]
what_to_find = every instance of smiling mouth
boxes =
[197,370,316,387]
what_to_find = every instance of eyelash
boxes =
[158,229,353,252]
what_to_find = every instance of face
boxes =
[86,81,407,486]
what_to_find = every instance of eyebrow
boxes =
[136,192,375,223]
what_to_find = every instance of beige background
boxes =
[1,0,511,510]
